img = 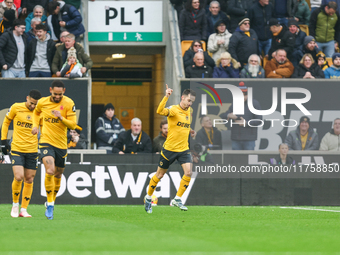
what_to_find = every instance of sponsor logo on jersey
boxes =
[16,121,32,128]
[44,117,59,123]
[176,122,190,128]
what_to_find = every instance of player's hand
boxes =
[119,151,125,154]
[165,84,173,98]
[53,110,62,120]
[31,127,39,135]
[1,139,10,155]
[190,129,196,138]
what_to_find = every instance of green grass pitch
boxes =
[0,204,340,254]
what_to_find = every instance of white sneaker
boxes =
[171,198,188,211]
[19,210,32,218]
[11,205,19,218]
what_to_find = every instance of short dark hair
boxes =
[12,19,25,29]
[51,80,65,89]
[327,1,338,10]
[160,119,167,128]
[48,1,59,13]
[35,24,47,32]
[200,115,209,124]
[278,143,288,149]
[29,89,42,100]
[182,89,196,97]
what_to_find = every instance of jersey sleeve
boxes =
[61,103,77,130]
[156,96,176,117]
[1,104,16,140]
[33,100,42,128]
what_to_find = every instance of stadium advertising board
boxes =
[1,154,340,205]
[187,80,340,150]
[0,79,89,142]
[88,1,163,42]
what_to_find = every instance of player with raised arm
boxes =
[144,85,196,213]
[1,90,42,218]
[31,81,80,220]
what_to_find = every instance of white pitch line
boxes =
[280,207,340,213]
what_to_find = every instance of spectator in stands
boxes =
[0,0,17,20]
[272,0,296,27]
[95,103,125,154]
[291,53,325,78]
[302,36,320,62]
[311,0,322,13]
[59,46,82,78]
[240,54,265,78]
[26,24,55,77]
[25,17,41,45]
[265,49,294,78]
[324,52,340,78]
[52,33,93,76]
[319,118,340,151]
[152,119,168,153]
[207,19,232,62]
[289,19,307,66]
[0,19,27,78]
[316,51,330,70]
[21,0,48,15]
[0,9,15,36]
[293,0,311,25]
[59,31,70,44]
[47,0,85,42]
[25,5,46,33]
[309,1,340,57]
[219,83,262,150]
[67,128,87,149]
[268,18,295,61]
[183,40,215,69]
[113,118,152,154]
[195,115,222,150]
[228,18,259,67]
[212,52,240,78]
[270,143,295,165]
[185,52,213,78]
[64,0,81,10]
[227,0,254,32]
[206,1,230,38]
[179,0,207,41]
[248,0,274,58]
[285,116,319,150]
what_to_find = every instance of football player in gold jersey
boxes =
[144,85,196,213]
[1,89,42,218]
[31,81,79,220]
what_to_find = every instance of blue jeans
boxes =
[277,18,288,28]
[258,39,272,56]
[231,140,255,150]
[2,69,26,78]
[29,71,52,77]
[316,40,335,58]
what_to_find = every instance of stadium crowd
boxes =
[0,0,92,78]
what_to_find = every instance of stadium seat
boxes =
[326,57,333,66]
[181,40,206,57]
[262,56,269,68]
[299,24,309,36]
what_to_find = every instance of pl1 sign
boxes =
[88,1,163,42]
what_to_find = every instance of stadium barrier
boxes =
[1,152,339,206]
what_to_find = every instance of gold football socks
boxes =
[21,182,33,209]
[53,177,61,202]
[45,174,55,204]
[147,175,160,196]
[176,175,191,197]
[12,178,22,203]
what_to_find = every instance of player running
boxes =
[31,81,80,220]
[1,89,42,217]
[144,85,196,213]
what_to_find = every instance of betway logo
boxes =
[40,165,197,204]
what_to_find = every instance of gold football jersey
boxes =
[33,95,77,149]
[1,102,38,153]
[157,97,192,152]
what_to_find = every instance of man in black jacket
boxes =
[26,24,55,77]
[206,1,230,38]
[228,18,259,66]
[247,0,274,57]
[227,0,255,32]
[195,115,222,150]
[268,18,295,61]
[113,118,152,154]
[185,52,213,78]
[0,19,27,78]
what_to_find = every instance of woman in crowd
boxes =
[291,53,325,78]
[270,143,295,165]
[0,0,17,20]
[207,19,232,62]
[25,5,47,32]
[183,39,215,68]
[212,52,240,78]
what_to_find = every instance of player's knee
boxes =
[184,170,192,178]
[24,175,35,183]
[45,167,55,175]
[156,171,165,179]
[14,175,24,182]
